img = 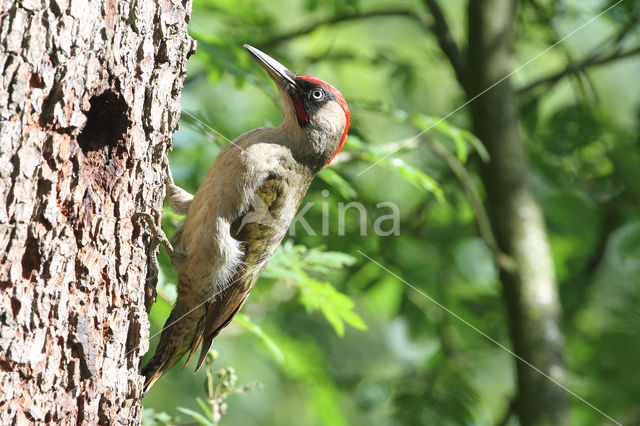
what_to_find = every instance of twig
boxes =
[519,45,640,94]
[255,9,433,50]
[426,138,517,272]
[527,0,593,102]
[422,0,466,85]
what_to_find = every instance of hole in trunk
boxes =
[77,90,132,196]
[78,90,131,154]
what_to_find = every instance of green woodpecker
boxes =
[141,44,350,392]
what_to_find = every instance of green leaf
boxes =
[235,314,285,364]
[301,247,358,271]
[340,308,368,330]
[265,244,366,336]
[317,168,358,199]
[321,305,345,336]
[195,398,214,422]
[176,407,214,426]
[412,114,489,163]
[298,278,367,336]
[342,135,445,201]
[142,408,175,426]
[416,115,468,163]
[382,158,445,203]
[266,243,357,277]
[461,130,489,162]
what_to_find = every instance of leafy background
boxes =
[142,0,640,424]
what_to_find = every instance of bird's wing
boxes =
[177,138,294,299]
[183,172,309,370]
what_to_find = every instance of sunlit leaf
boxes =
[317,168,358,199]
[299,278,367,336]
[235,314,285,364]
[383,158,444,203]
[176,406,214,426]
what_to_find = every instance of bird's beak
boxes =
[244,44,297,91]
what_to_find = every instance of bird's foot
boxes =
[133,209,187,264]
[133,208,165,310]
[133,210,175,255]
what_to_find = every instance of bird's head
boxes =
[244,44,350,171]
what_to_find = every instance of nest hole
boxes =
[78,90,131,155]
[77,90,132,195]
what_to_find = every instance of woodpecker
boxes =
[141,44,350,392]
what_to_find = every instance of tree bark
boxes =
[0,0,194,423]
[466,1,569,425]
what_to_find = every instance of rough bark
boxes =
[466,0,569,424]
[0,0,194,423]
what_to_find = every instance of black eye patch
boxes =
[291,78,337,126]
[295,79,335,101]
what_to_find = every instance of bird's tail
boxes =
[141,298,204,394]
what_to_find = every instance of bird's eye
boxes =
[311,89,324,101]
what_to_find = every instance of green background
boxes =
[142,1,640,424]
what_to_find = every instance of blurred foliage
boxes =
[143,351,261,425]
[143,0,640,425]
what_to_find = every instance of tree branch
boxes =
[599,13,640,54]
[422,0,467,85]
[526,0,597,101]
[519,45,640,94]
[255,10,433,50]
[426,139,516,272]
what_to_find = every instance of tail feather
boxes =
[142,283,252,392]
[194,293,251,372]
[141,299,203,393]
[183,332,204,369]
[142,359,169,394]
[143,337,193,394]
[195,332,219,371]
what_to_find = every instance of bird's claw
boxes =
[133,210,174,254]
[133,209,186,266]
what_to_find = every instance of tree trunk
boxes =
[466,0,569,424]
[0,0,194,423]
